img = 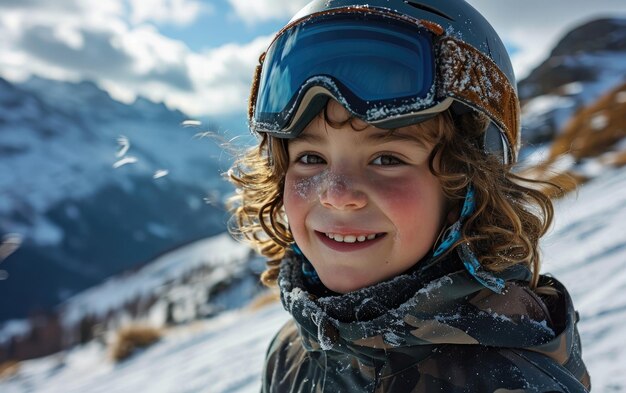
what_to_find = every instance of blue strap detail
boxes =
[432,221,461,258]
[291,243,321,284]
[460,184,476,220]
[291,242,304,257]
[433,185,475,258]
[432,185,504,293]
[458,242,505,294]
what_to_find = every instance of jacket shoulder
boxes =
[262,319,322,393]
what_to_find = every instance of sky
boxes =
[0,0,624,119]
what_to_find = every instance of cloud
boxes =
[0,0,82,12]
[128,0,211,26]
[1,0,209,26]
[227,0,310,24]
[3,18,194,91]
[111,25,194,90]
[0,0,125,80]
[0,0,271,117]
[174,35,272,115]
[18,26,134,79]
[95,31,272,117]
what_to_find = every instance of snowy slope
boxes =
[59,233,254,327]
[2,167,626,392]
[541,168,626,391]
[0,305,290,393]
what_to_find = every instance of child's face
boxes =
[283,101,448,293]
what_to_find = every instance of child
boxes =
[229,0,591,391]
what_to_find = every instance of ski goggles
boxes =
[248,7,520,162]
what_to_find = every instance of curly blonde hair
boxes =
[228,108,556,289]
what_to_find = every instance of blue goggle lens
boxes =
[254,12,436,129]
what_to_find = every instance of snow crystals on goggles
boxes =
[249,8,520,162]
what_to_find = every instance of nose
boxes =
[318,172,367,210]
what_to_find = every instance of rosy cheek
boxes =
[367,173,443,238]
[369,175,422,204]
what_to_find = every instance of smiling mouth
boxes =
[322,232,385,243]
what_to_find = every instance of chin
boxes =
[319,273,379,294]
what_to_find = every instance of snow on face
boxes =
[290,170,352,201]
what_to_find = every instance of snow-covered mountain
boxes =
[0,76,247,321]
[519,18,626,151]
[57,233,262,331]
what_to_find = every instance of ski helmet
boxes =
[248,0,520,163]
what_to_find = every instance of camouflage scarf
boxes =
[278,252,556,358]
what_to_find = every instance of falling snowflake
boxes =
[181,120,202,127]
[153,170,169,179]
[0,233,22,263]
[116,135,130,158]
[113,156,138,168]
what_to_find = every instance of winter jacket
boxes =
[261,252,591,392]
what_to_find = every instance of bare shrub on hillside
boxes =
[247,290,280,311]
[0,360,20,380]
[110,325,162,362]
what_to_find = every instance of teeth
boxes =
[325,233,379,243]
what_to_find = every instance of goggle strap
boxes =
[248,52,266,123]
[437,37,520,162]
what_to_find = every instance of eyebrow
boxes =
[367,131,429,147]
[290,130,429,148]
[289,132,326,146]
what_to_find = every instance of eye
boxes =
[296,153,325,165]
[371,154,405,166]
